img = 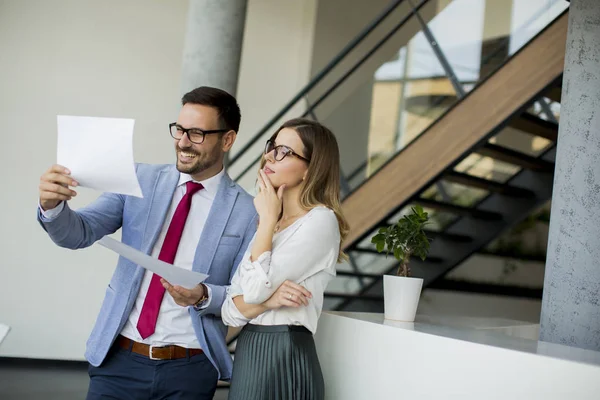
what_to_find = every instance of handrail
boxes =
[228,0,409,166]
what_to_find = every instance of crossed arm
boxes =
[160,212,312,320]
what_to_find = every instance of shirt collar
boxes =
[178,167,225,199]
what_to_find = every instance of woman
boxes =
[221,118,348,400]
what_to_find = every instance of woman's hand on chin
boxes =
[254,169,285,228]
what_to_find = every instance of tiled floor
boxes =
[0,360,229,400]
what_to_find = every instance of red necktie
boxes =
[137,181,204,339]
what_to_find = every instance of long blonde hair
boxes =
[260,118,349,262]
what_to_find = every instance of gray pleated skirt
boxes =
[228,324,325,400]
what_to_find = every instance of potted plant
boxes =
[371,205,431,321]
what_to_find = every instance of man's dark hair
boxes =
[181,86,241,133]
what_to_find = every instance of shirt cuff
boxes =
[39,201,65,221]
[194,284,212,310]
[226,295,251,323]
[241,251,273,290]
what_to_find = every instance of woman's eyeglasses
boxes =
[264,140,310,163]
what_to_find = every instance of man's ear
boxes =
[222,131,237,152]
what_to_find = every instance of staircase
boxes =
[327,12,567,311]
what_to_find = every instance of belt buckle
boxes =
[149,344,162,360]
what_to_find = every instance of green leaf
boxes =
[393,246,403,261]
[371,234,386,244]
[376,240,385,253]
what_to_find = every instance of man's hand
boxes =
[39,164,78,211]
[263,280,312,310]
[161,278,206,307]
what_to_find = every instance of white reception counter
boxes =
[314,312,600,399]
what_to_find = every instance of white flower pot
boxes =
[383,275,423,322]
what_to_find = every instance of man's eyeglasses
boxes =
[169,123,229,144]
[264,140,310,163]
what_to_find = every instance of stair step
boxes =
[351,247,443,264]
[544,86,562,103]
[415,198,503,220]
[423,229,472,243]
[476,143,555,172]
[444,171,534,197]
[509,113,558,142]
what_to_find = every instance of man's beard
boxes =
[176,148,221,176]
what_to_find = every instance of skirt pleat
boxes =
[228,324,325,400]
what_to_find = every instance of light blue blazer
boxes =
[37,163,258,380]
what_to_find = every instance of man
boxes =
[38,86,258,399]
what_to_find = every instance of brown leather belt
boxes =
[115,335,203,360]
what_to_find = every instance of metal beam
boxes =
[477,249,546,263]
[416,198,503,220]
[423,229,473,243]
[351,247,444,264]
[538,97,559,124]
[374,225,473,244]
[443,171,534,197]
[476,143,555,172]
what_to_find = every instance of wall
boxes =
[0,0,191,360]
[0,0,188,360]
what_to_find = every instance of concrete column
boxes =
[539,0,600,351]
[181,0,248,96]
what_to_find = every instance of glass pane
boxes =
[454,153,521,183]
[526,97,561,122]
[509,0,570,55]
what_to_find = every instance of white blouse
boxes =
[221,206,340,334]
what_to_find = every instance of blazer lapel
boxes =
[192,173,238,275]
[141,165,180,254]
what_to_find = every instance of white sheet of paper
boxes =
[97,237,208,289]
[0,323,10,345]
[57,115,143,197]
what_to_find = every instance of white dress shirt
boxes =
[40,169,224,348]
[221,206,340,334]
